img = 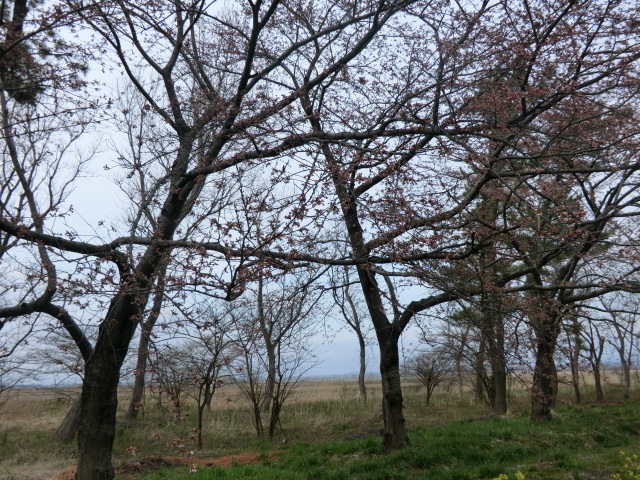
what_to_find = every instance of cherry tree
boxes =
[292,0,640,442]
[1,2,640,477]
[0,1,418,477]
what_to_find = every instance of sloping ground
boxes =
[49,452,278,480]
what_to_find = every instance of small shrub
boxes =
[492,472,525,480]
[613,452,640,480]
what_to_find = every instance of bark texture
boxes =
[531,316,560,421]
[379,338,409,449]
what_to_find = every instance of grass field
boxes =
[1,378,640,479]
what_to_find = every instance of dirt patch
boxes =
[49,451,278,479]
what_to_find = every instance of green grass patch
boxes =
[139,402,640,480]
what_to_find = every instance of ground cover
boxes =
[1,380,639,479]
[137,402,640,480]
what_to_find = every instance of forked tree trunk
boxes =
[319,114,410,449]
[126,261,168,421]
[252,402,264,438]
[76,298,140,479]
[203,385,214,411]
[268,397,283,439]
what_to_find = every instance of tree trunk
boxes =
[455,356,464,398]
[531,328,558,421]
[261,346,276,413]
[485,320,507,415]
[549,359,559,410]
[570,358,582,405]
[268,397,282,439]
[474,336,487,404]
[357,330,367,402]
[252,402,263,438]
[76,296,140,479]
[567,330,582,404]
[76,350,123,479]
[593,362,604,402]
[126,260,168,421]
[490,357,508,415]
[197,402,205,449]
[257,276,276,414]
[622,362,631,400]
[425,386,434,406]
[54,397,82,443]
[125,331,149,421]
[379,339,409,450]
[203,385,214,412]
[475,371,485,403]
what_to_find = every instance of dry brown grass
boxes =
[1,372,638,480]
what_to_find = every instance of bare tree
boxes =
[331,265,371,402]
[0,0,96,442]
[404,349,453,406]
[600,294,640,400]
[580,319,607,403]
[183,313,235,449]
[0,316,36,412]
[231,272,320,439]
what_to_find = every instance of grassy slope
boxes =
[139,402,640,480]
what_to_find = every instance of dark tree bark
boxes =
[76,290,143,479]
[480,309,508,414]
[594,362,604,403]
[487,337,508,415]
[378,333,409,449]
[531,310,561,421]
